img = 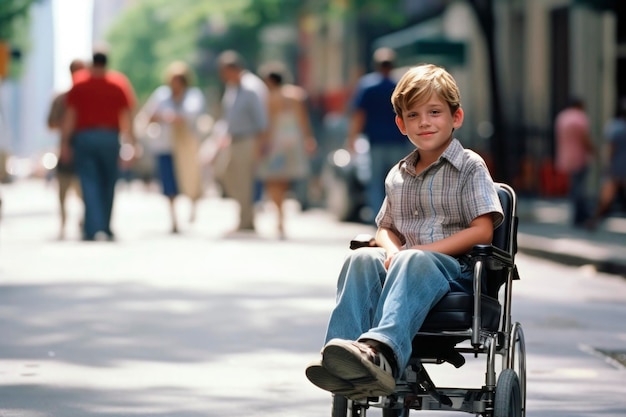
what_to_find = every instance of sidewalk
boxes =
[1,178,624,276]
[517,197,626,276]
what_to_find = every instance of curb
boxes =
[518,232,626,277]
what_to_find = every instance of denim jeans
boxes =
[368,144,412,221]
[324,247,473,371]
[569,167,590,226]
[72,129,120,240]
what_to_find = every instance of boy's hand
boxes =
[384,250,400,270]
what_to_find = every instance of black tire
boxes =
[332,395,348,417]
[383,408,407,417]
[494,369,522,417]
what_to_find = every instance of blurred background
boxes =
[0,0,623,205]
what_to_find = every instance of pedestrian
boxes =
[554,97,595,227]
[347,47,412,222]
[257,61,317,238]
[586,101,626,229]
[46,58,85,239]
[215,50,268,233]
[60,49,137,241]
[137,61,205,233]
[240,57,269,207]
[305,64,503,399]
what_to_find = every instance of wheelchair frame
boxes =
[332,183,526,417]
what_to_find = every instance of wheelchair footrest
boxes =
[413,362,453,407]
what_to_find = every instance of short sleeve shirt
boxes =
[352,72,405,145]
[67,70,135,131]
[555,108,591,173]
[223,84,268,138]
[375,138,504,248]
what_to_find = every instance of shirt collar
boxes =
[400,138,464,176]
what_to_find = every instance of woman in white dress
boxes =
[257,62,317,238]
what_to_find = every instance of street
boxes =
[1,179,626,416]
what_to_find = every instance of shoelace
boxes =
[352,341,393,374]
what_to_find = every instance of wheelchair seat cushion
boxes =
[419,292,501,332]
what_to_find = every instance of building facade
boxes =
[298,0,622,196]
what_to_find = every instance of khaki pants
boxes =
[172,125,202,201]
[220,136,256,230]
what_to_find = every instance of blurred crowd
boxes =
[43,46,348,241]
[40,44,626,242]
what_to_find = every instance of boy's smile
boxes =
[395,94,464,161]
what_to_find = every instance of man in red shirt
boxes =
[61,50,137,241]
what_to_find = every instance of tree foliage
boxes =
[0,0,38,40]
[0,0,39,78]
[106,0,407,104]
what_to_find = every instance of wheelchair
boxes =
[333,183,526,417]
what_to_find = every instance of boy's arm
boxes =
[376,227,403,253]
[376,214,494,269]
[411,214,494,257]
[375,227,404,269]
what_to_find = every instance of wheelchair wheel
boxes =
[382,408,407,417]
[332,395,374,416]
[332,395,348,417]
[493,369,522,417]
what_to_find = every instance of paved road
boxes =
[1,179,625,416]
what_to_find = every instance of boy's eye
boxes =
[407,112,417,118]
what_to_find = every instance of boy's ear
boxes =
[395,115,407,135]
[453,107,464,129]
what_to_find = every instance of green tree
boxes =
[106,0,408,104]
[106,0,265,101]
[0,0,37,40]
[0,0,39,78]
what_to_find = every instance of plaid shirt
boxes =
[375,138,504,248]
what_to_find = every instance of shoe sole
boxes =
[306,361,377,400]
[322,340,395,398]
[305,362,354,393]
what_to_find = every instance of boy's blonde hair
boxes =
[391,64,461,117]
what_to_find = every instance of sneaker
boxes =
[321,338,396,398]
[305,359,358,396]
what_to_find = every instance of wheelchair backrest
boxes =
[491,183,518,258]
[484,183,519,297]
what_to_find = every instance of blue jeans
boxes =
[368,144,412,221]
[156,153,179,197]
[72,129,120,240]
[324,248,473,371]
[569,167,590,226]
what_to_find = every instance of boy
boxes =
[305,64,504,399]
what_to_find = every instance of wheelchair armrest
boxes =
[350,239,515,266]
[468,244,514,269]
[350,234,377,250]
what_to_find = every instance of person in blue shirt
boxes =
[346,47,412,222]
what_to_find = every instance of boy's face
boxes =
[395,93,463,157]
